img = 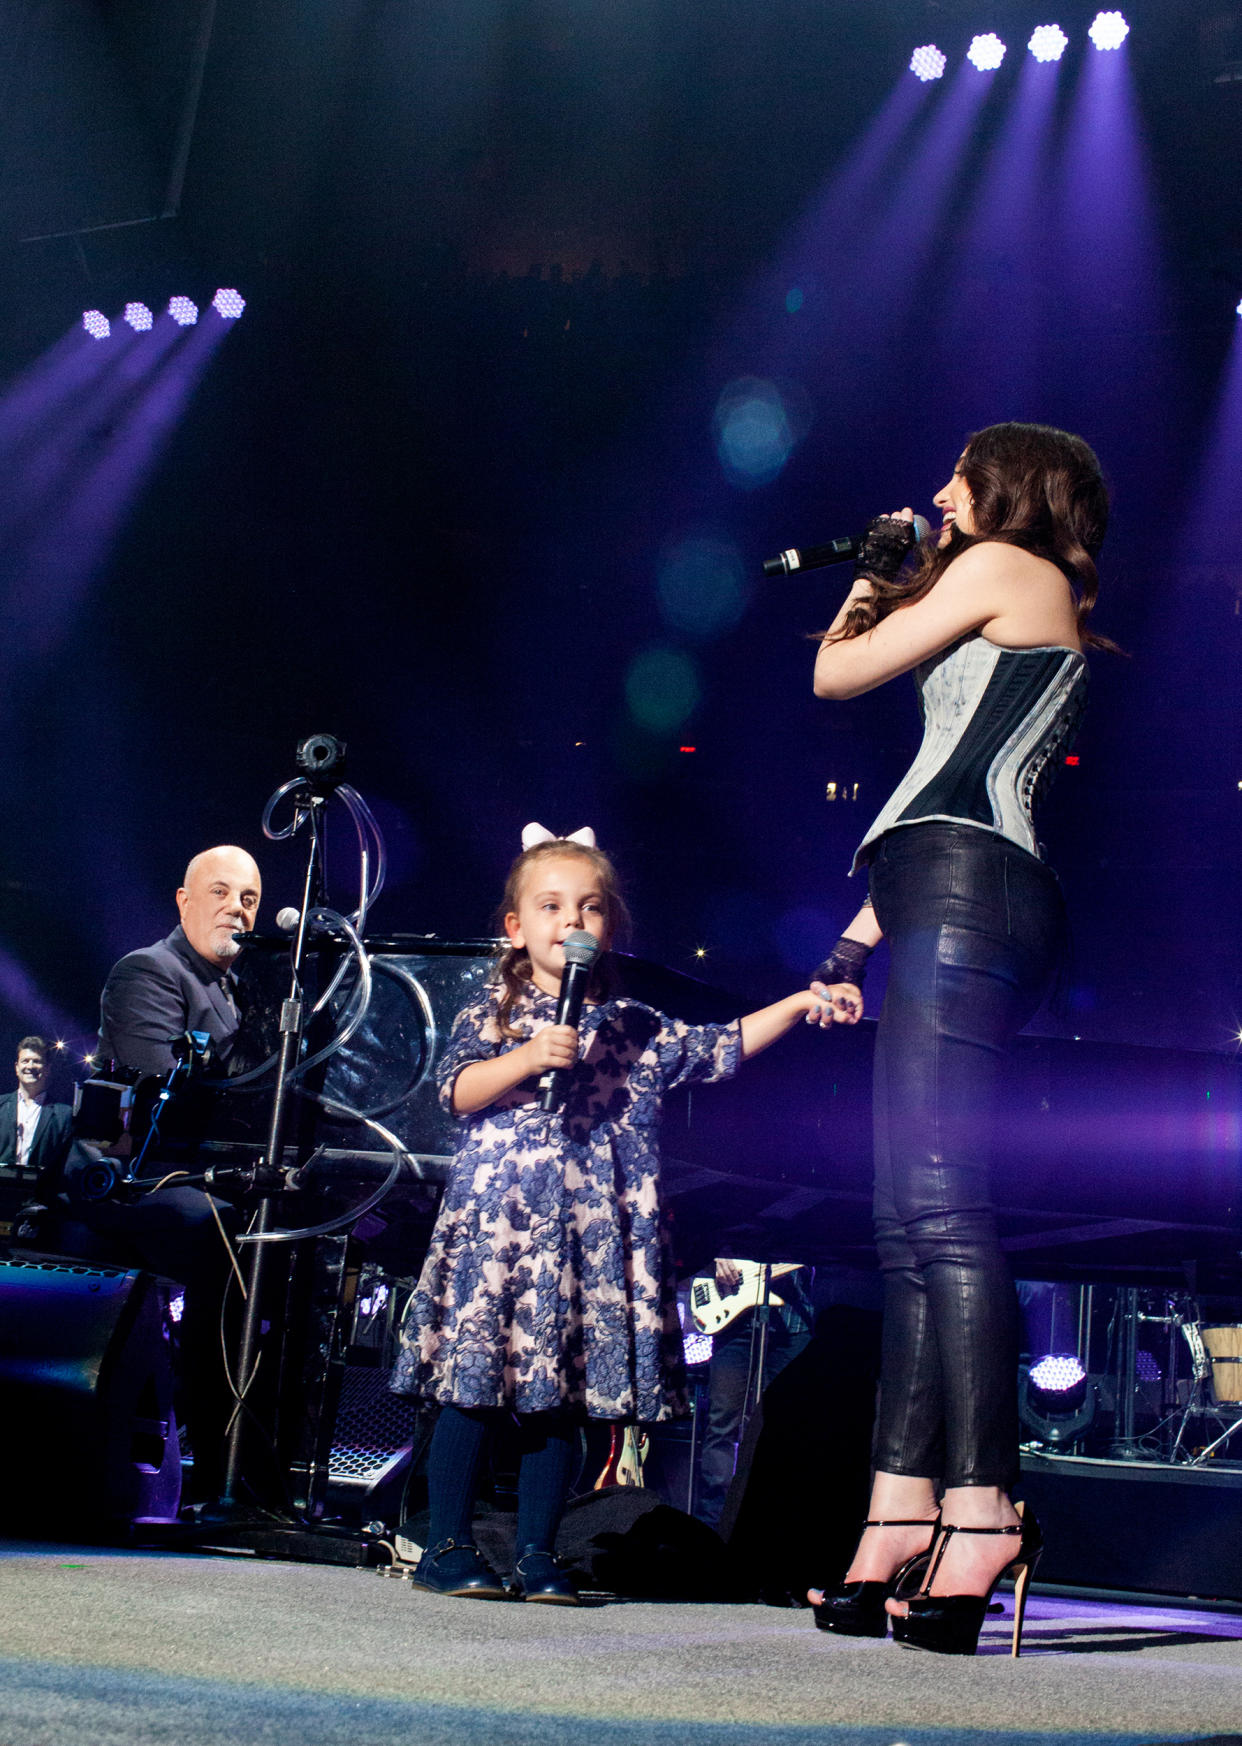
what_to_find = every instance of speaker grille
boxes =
[328,1365,414,1482]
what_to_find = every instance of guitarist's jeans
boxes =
[867,823,1064,1491]
[698,1319,808,1527]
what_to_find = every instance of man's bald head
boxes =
[176,845,261,965]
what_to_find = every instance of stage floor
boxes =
[0,1541,1239,1746]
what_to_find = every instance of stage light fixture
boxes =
[1030,1353,1087,1401]
[124,302,154,332]
[212,288,246,319]
[910,44,947,81]
[82,310,111,339]
[1236,297,1242,317]
[1088,11,1129,50]
[677,1299,713,1367]
[1028,24,1069,62]
[168,295,199,326]
[967,33,1007,70]
[1020,1353,1096,1447]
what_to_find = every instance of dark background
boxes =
[0,0,1239,1070]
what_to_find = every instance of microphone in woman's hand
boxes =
[763,515,930,577]
[538,930,601,1113]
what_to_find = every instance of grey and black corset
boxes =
[852,636,1088,872]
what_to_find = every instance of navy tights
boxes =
[426,1404,578,1552]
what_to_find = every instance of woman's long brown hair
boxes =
[492,839,629,1039]
[829,422,1118,653]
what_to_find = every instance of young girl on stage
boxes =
[392,824,859,1604]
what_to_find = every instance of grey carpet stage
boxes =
[2,1543,1241,1746]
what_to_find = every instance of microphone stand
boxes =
[740,1264,774,1437]
[220,787,326,1511]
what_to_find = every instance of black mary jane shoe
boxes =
[509,1545,581,1606]
[411,1538,510,1600]
[890,1503,1043,1658]
[811,1517,938,1639]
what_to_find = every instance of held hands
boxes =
[806,980,864,1026]
[739,982,863,1060]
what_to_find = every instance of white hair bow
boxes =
[521,822,597,851]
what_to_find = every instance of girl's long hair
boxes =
[492,839,630,1038]
[830,422,1117,652]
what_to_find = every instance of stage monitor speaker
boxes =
[0,1251,181,1530]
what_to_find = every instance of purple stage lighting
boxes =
[1089,11,1129,51]
[212,288,246,319]
[910,44,947,82]
[1029,1354,1086,1394]
[168,296,199,327]
[82,310,110,340]
[967,33,1007,71]
[123,302,153,333]
[1028,24,1069,63]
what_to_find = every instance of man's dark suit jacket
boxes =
[0,1091,75,1199]
[97,925,241,1077]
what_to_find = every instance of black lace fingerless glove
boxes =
[811,935,873,990]
[854,515,918,585]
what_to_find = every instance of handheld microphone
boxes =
[537,929,601,1114]
[763,514,931,578]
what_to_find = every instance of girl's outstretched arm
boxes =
[738,987,857,1061]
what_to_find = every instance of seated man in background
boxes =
[98,845,261,1076]
[56,844,265,1504]
[0,1036,74,1237]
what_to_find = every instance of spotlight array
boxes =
[81,290,247,338]
[967,33,1007,71]
[1088,10,1130,50]
[913,13,1129,76]
[1028,23,1069,62]
[910,44,948,82]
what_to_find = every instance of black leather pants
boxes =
[868,822,1065,1490]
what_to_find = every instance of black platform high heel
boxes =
[891,1502,1042,1658]
[811,1517,939,1639]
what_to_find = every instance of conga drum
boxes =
[1201,1326,1242,1406]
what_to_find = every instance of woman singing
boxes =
[806,423,1111,1656]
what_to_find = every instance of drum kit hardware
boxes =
[1169,1319,1242,1464]
[1022,1284,1242,1467]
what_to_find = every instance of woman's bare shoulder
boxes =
[943,539,1062,584]
[952,542,1080,649]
